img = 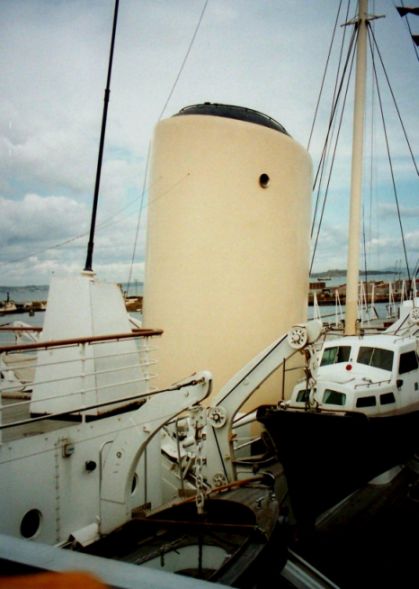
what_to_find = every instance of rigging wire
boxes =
[0,191,144,268]
[0,233,87,268]
[0,170,192,270]
[157,0,209,122]
[363,0,377,288]
[368,25,419,177]
[367,36,377,275]
[362,201,368,290]
[311,10,357,241]
[395,0,419,63]
[306,0,344,151]
[125,145,151,294]
[311,8,417,279]
[311,30,358,253]
[367,25,412,283]
[311,1,353,239]
[309,30,358,275]
[312,8,355,195]
[126,0,209,294]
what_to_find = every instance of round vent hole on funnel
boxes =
[259,173,270,188]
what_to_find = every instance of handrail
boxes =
[353,377,392,389]
[0,360,158,404]
[2,348,155,373]
[0,328,163,354]
[0,376,205,431]
[0,326,43,332]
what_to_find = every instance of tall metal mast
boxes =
[84,0,120,273]
[345,0,368,335]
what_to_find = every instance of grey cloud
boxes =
[0,0,417,284]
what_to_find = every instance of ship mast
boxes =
[345,0,368,335]
[84,0,120,273]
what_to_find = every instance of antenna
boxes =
[84,0,120,272]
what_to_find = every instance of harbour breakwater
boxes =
[0,295,143,316]
[309,278,417,306]
[1,280,413,314]
[0,299,47,316]
[0,284,143,317]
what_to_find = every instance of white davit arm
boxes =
[202,320,323,486]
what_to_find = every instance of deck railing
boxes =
[0,329,161,442]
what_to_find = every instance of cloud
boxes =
[0,193,88,246]
[0,0,417,285]
[0,189,148,285]
[378,203,419,218]
[406,231,419,251]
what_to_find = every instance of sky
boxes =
[0,0,418,286]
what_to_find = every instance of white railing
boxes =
[0,329,161,439]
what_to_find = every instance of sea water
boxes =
[1,283,396,339]
[1,272,409,343]
[309,272,413,322]
[0,285,49,305]
[0,283,143,345]
[0,286,47,341]
[0,281,143,305]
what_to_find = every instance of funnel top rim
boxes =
[174,103,290,136]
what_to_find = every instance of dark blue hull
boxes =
[257,405,419,526]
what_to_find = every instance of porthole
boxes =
[259,173,270,188]
[131,473,138,495]
[20,509,42,538]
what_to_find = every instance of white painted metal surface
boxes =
[289,310,419,417]
[160,321,322,489]
[0,272,212,545]
[31,273,148,416]
[0,372,211,544]
[203,321,323,484]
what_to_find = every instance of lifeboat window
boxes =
[399,351,418,375]
[322,389,346,406]
[320,346,351,366]
[296,389,310,403]
[357,347,394,371]
[380,392,395,405]
[356,396,377,408]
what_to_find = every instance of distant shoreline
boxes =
[311,270,398,278]
[0,272,404,289]
[0,282,144,291]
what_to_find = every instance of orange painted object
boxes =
[0,571,108,589]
